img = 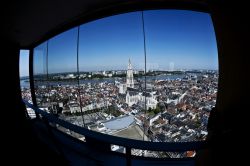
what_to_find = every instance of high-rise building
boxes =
[126,59,134,88]
[169,62,174,71]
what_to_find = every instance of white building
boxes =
[126,91,158,110]
[126,91,141,106]
[67,74,74,78]
[119,83,127,94]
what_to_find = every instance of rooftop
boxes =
[103,115,135,130]
[113,125,149,141]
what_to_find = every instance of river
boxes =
[20,73,198,88]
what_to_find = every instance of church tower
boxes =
[126,58,134,88]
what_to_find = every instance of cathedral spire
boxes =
[126,58,134,88]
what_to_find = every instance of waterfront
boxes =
[21,73,200,88]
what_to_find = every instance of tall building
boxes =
[126,59,134,88]
[169,62,174,71]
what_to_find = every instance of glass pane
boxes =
[33,42,49,111]
[20,50,36,118]
[20,50,31,101]
[143,10,218,142]
[79,12,147,141]
[47,28,82,129]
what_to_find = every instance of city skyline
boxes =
[21,10,218,76]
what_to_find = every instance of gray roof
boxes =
[104,115,134,130]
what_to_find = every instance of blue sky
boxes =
[20,10,218,76]
[19,50,29,77]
